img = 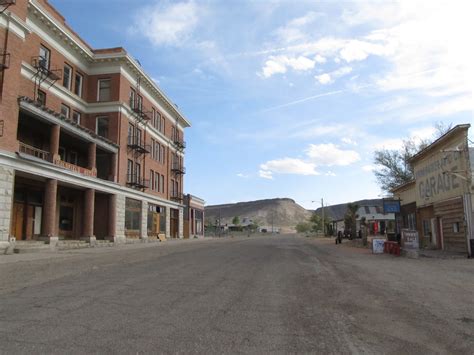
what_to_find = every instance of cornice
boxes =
[27,0,191,129]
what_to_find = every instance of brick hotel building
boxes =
[0,0,195,252]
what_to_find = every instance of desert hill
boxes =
[205,198,311,232]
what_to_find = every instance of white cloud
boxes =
[306,143,361,166]
[341,137,357,146]
[237,173,249,178]
[314,54,327,63]
[130,1,200,46]
[315,73,331,84]
[372,138,404,151]
[275,11,321,44]
[259,170,274,180]
[260,158,319,176]
[315,66,352,85]
[261,55,315,78]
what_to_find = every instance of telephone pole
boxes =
[321,198,325,236]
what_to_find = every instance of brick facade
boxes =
[0,0,188,246]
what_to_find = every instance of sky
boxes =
[51,0,473,209]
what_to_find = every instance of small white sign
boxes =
[372,239,385,254]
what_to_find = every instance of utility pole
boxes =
[321,198,325,236]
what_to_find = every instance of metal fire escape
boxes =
[0,0,15,15]
[31,56,61,102]
[127,76,152,191]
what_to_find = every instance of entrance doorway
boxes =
[11,179,44,241]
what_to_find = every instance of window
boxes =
[97,79,111,102]
[63,64,72,90]
[136,128,142,146]
[74,72,83,97]
[155,172,161,192]
[37,90,46,105]
[161,116,165,134]
[151,108,156,128]
[422,219,431,238]
[136,95,143,112]
[39,45,51,69]
[150,170,154,190]
[60,104,70,118]
[125,198,141,231]
[135,162,141,180]
[129,89,136,109]
[72,111,81,124]
[160,145,165,164]
[96,117,108,138]
[128,124,134,145]
[154,142,160,162]
[150,139,155,160]
[127,159,133,181]
[453,222,460,233]
[160,174,164,193]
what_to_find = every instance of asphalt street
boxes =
[0,235,473,354]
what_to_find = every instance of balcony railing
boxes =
[170,192,184,203]
[31,56,61,81]
[0,50,10,70]
[52,158,97,177]
[127,174,149,189]
[18,142,51,162]
[171,162,186,175]
[173,139,186,150]
[127,136,150,154]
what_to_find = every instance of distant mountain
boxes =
[205,198,312,233]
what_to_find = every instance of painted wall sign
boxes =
[413,132,468,206]
[401,229,419,250]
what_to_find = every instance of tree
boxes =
[344,203,359,236]
[310,213,323,233]
[373,122,452,192]
[232,216,240,225]
[296,222,312,234]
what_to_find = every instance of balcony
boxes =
[173,139,186,151]
[127,174,149,189]
[0,50,10,70]
[171,162,186,175]
[170,192,184,203]
[18,142,51,162]
[127,136,150,154]
[31,56,61,81]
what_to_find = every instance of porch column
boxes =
[43,178,58,248]
[88,142,97,175]
[178,207,184,239]
[140,200,148,242]
[108,194,117,241]
[165,206,171,238]
[50,124,60,161]
[82,188,96,246]
[110,153,118,182]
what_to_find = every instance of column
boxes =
[178,207,184,239]
[0,166,15,254]
[108,194,117,241]
[82,188,96,245]
[140,200,148,242]
[165,206,171,238]
[109,153,118,182]
[50,124,60,162]
[43,178,58,248]
[113,194,126,244]
[88,142,96,170]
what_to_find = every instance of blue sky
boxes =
[51,0,473,209]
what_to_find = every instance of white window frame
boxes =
[60,103,70,118]
[72,111,81,124]
[96,116,109,138]
[74,72,83,97]
[39,45,50,69]
[97,78,111,102]
[63,64,72,90]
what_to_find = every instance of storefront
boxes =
[399,124,472,254]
